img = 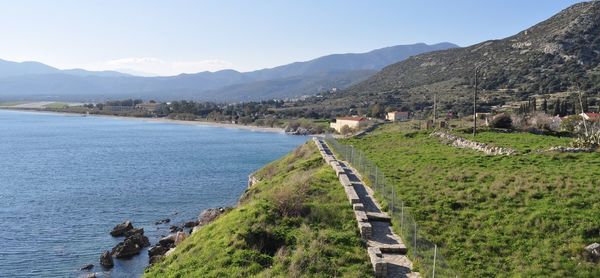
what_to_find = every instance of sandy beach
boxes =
[0,107,286,134]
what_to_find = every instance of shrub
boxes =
[490,114,513,129]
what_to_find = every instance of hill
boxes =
[309,1,600,115]
[0,59,129,78]
[144,142,372,277]
[0,43,457,102]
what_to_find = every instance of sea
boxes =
[0,110,307,277]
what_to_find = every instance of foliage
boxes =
[489,114,512,129]
[343,125,600,277]
[144,142,372,278]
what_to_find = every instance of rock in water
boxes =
[183,220,199,228]
[127,232,150,248]
[124,227,144,237]
[99,251,114,268]
[110,221,133,237]
[155,218,170,225]
[169,225,182,233]
[111,238,141,258]
[148,245,169,257]
[158,234,176,248]
[80,264,94,270]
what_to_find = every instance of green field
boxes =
[343,124,600,277]
[450,129,573,153]
[144,142,372,278]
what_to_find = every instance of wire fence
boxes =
[324,135,458,278]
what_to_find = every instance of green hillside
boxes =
[144,142,372,278]
[342,124,600,277]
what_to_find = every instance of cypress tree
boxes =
[542,98,548,114]
[553,99,561,116]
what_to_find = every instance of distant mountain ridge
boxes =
[0,42,458,102]
[319,1,600,114]
[0,59,129,78]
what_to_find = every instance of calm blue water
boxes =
[0,110,306,278]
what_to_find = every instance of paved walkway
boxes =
[313,138,419,278]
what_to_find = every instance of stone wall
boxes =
[431,131,516,155]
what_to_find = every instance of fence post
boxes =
[391,185,395,214]
[433,244,437,278]
[375,166,378,188]
[414,222,417,259]
[401,202,404,229]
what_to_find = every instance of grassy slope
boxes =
[144,142,372,278]
[344,124,600,277]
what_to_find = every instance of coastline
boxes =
[0,107,286,134]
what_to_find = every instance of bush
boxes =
[490,114,513,129]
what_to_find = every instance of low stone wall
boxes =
[548,146,595,153]
[431,131,516,155]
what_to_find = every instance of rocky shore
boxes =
[79,207,228,277]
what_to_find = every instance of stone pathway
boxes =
[313,138,420,278]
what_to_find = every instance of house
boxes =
[386,111,410,122]
[581,112,600,122]
[136,102,164,113]
[330,117,370,133]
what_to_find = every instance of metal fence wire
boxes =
[324,136,458,278]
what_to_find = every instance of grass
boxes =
[343,124,600,277]
[144,142,372,278]
[450,128,573,153]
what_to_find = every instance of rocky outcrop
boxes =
[124,227,143,237]
[99,251,113,268]
[183,221,199,228]
[111,238,141,258]
[174,232,186,246]
[198,207,225,226]
[247,173,260,188]
[109,221,149,259]
[158,234,176,248]
[127,232,150,248]
[431,131,516,155]
[148,245,170,257]
[110,221,133,237]
[80,264,94,271]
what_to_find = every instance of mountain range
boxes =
[0,42,457,102]
[313,1,600,115]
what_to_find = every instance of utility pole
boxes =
[473,66,480,137]
[578,90,589,136]
[433,93,437,126]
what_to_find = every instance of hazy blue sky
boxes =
[0,0,584,76]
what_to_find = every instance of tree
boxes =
[340,125,352,135]
[490,114,513,129]
[553,99,560,116]
[541,98,548,114]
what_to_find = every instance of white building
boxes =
[330,117,370,133]
[386,111,410,122]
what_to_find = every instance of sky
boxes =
[0,0,585,76]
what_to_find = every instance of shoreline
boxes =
[0,107,286,134]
